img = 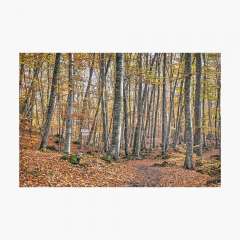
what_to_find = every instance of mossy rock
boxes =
[151,161,176,167]
[102,154,113,163]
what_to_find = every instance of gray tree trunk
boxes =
[64,53,74,154]
[141,85,154,149]
[165,54,182,152]
[215,56,221,148]
[153,85,160,148]
[132,54,143,157]
[173,78,184,149]
[100,53,109,152]
[194,53,202,156]
[202,53,207,148]
[109,53,124,160]
[87,94,101,145]
[130,82,137,147]
[184,53,193,169]
[123,77,129,156]
[79,54,95,147]
[39,53,61,150]
[161,53,167,158]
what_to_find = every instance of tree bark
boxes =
[78,54,95,147]
[161,53,167,158]
[132,54,143,157]
[184,53,193,169]
[64,53,74,154]
[123,77,129,156]
[100,53,109,152]
[173,78,184,149]
[109,53,124,160]
[194,53,202,156]
[202,53,207,148]
[39,53,61,150]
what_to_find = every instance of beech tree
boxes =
[161,53,167,158]
[39,53,61,150]
[100,53,109,153]
[109,53,124,160]
[184,53,193,169]
[194,53,202,156]
[64,53,74,154]
[132,54,143,158]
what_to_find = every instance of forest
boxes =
[19,53,221,187]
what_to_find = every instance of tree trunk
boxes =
[123,77,129,156]
[64,53,74,154]
[202,53,207,148]
[165,54,182,152]
[184,53,193,169]
[132,54,143,158]
[194,53,202,156]
[39,53,61,150]
[173,78,184,149]
[87,94,101,145]
[109,53,124,160]
[79,54,95,147]
[153,85,160,148]
[161,53,167,158]
[100,53,109,152]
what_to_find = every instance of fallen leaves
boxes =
[19,132,220,187]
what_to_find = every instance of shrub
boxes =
[69,154,80,165]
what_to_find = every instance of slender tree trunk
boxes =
[130,82,137,147]
[194,53,202,156]
[165,55,182,152]
[153,85,160,148]
[184,53,193,169]
[123,77,129,156]
[162,53,167,158]
[141,85,154,149]
[19,63,24,96]
[150,86,156,149]
[140,84,149,150]
[173,78,184,149]
[133,54,143,157]
[100,53,109,152]
[202,54,207,148]
[79,54,95,147]
[109,53,124,160]
[39,53,61,150]
[87,94,101,145]
[215,57,221,148]
[64,53,74,154]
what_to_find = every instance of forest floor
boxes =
[19,131,221,187]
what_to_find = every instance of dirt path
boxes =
[123,159,212,187]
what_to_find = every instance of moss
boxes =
[60,154,68,160]
[69,154,80,165]
[151,161,176,167]
[102,154,113,163]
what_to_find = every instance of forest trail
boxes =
[20,132,220,187]
[124,147,220,187]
